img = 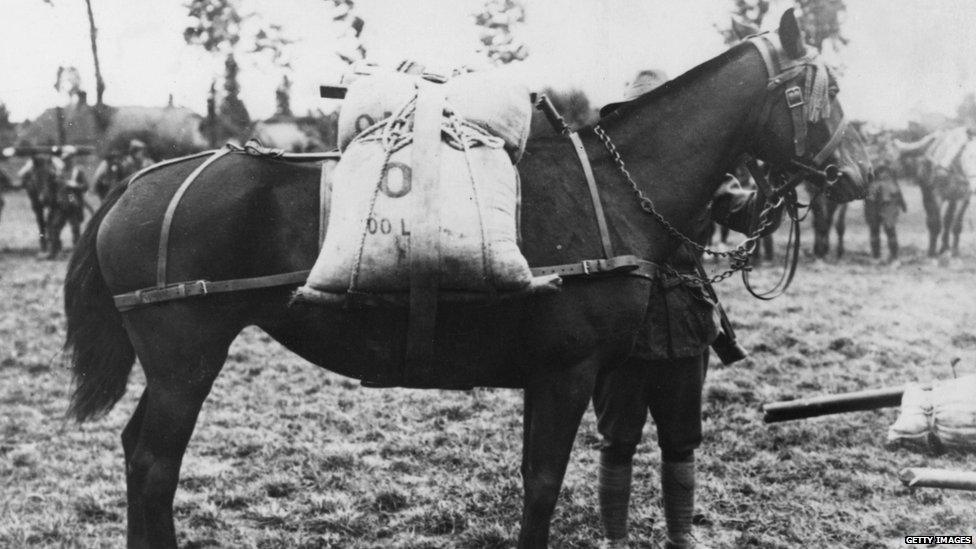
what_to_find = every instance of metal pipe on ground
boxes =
[762,386,910,423]
[900,468,976,491]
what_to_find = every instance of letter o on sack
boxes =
[381,162,412,198]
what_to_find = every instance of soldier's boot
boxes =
[598,453,632,549]
[39,233,48,253]
[869,235,881,259]
[662,460,709,549]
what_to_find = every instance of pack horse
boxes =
[64,11,869,548]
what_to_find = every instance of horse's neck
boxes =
[592,47,764,261]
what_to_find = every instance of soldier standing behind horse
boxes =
[17,147,62,254]
[44,147,89,259]
[594,71,782,549]
[93,139,155,199]
[863,130,906,263]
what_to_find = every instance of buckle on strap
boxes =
[785,86,804,109]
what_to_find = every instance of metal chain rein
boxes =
[592,125,783,284]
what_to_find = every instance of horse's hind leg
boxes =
[122,391,149,540]
[518,357,598,548]
[122,307,240,548]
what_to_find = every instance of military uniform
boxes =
[44,153,88,258]
[594,175,771,549]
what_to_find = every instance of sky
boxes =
[2,0,976,127]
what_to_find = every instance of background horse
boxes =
[896,129,974,257]
[806,180,848,258]
[18,153,59,253]
[63,11,869,548]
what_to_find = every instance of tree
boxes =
[718,0,847,53]
[718,0,770,45]
[184,0,294,141]
[957,93,976,128]
[795,0,847,52]
[40,0,107,107]
[473,0,528,65]
[327,0,367,65]
[0,103,15,148]
[84,0,106,106]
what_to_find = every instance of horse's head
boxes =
[747,9,871,203]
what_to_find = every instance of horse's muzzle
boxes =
[828,165,868,203]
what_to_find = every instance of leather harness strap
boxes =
[570,131,614,259]
[155,148,233,287]
[405,83,445,373]
[114,270,311,311]
[530,255,656,280]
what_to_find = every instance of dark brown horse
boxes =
[807,181,848,258]
[64,11,869,548]
[19,153,59,253]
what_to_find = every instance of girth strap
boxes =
[156,148,233,287]
[570,131,614,259]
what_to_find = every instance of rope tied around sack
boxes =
[353,94,507,155]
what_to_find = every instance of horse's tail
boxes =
[64,183,136,422]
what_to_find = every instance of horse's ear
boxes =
[731,18,759,41]
[778,8,807,59]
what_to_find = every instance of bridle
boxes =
[746,32,848,195]
[591,32,852,299]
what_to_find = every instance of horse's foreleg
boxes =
[835,203,847,258]
[866,202,882,259]
[70,211,82,246]
[951,197,969,257]
[941,200,958,255]
[122,308,238,549]
[518,357,598,548]
[922,187,941,256]
[27,195,47,252]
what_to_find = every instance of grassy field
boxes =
[1,184,974,548]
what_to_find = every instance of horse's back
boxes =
[97,153,321,294]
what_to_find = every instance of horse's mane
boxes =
[596,41,755,124]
